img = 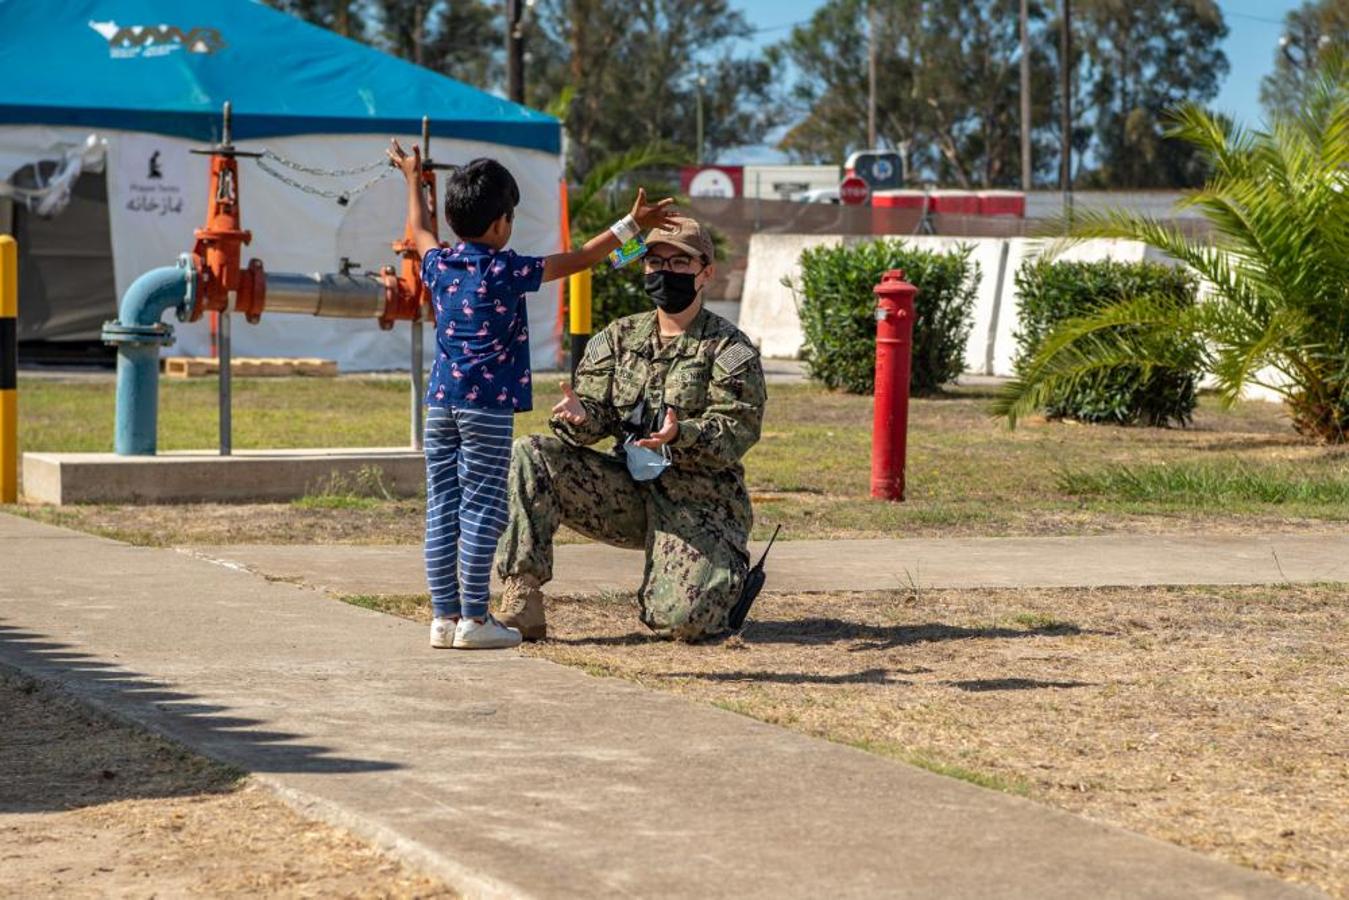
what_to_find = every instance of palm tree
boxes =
[994,57,1349,443]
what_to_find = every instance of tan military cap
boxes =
[646,213,715,262]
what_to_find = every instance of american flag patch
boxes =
[584,331,612,364]
[715,342,756,376]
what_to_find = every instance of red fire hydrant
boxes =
[871,270,917,501]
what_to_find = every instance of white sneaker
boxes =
[430,617,459,649]
[453,614,523,650]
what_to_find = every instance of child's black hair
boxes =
[443,158,520,239]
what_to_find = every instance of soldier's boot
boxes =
[497,575,547,641]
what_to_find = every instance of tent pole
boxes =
[410,116,431,452]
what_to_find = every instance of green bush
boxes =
[591,260,650,327]
[1013,259,1202,426]
[789,239,978,395]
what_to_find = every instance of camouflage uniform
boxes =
[495,306,766,640]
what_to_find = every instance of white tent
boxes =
[0,0,564,372]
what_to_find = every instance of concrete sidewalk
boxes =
[0,514,1314,899]
[186,533,1349,600]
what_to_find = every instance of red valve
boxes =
[190,151,260,321]
[871,269,917,501]
[382,162,438,329]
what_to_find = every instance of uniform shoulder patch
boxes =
[583,331,613,365]
[714,341,757,376]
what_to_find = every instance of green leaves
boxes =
[997,80,1349,442]
[565,143,688,331]
[995,275,1204,428]
[789,239,978,395]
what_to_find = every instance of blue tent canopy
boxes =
[0,0,559,154]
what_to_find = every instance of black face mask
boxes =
[643,271,699,314]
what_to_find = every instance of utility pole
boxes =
[413,2,425,67]
[506,0,525,104]
[867,0,878,148]
[695,73,707,165]
[1019,0,1031,191]
[1059,0,1073,217]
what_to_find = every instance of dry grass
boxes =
[340,584,1349,897]
[0,671,454,898]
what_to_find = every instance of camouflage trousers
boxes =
[494,435,750,641]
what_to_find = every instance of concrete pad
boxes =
[21,447,424,505]
[0,513,1310,899]
[187,533,1349,601]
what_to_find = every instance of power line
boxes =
[746,19,809,35]
[1226,10,1287,26]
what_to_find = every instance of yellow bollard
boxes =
[0,235,16,503]
[568,267,592,375]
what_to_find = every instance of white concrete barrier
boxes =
[992,237,1165,376]
[738,233,845,359]
[739,232,1286,404]
[900,236,1009,376]
[741,233,1173,378]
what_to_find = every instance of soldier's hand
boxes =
[630,187,677,231]
[552,381,587,425]
[635,409,679,449]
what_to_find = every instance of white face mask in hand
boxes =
[623,438,671,482]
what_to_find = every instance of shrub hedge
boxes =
[789,239,978,395]
[1013,259,1202,426]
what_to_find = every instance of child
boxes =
[387,140,674,650]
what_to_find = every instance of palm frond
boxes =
[993,295,1202,426]
[569,143,687,225]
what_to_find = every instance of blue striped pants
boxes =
[424,405,515,619]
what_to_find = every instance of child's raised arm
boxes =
[386,139,440,259]
[541,189,676,284]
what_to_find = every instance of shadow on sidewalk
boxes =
[0,620,399,813]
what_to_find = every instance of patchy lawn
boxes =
[9,375,1349,546]
[0,671,454,898]
[339,584,1349,898]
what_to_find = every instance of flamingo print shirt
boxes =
[421,241,543,412]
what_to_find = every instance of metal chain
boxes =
[260,148,389,178]
[253,156,394,204]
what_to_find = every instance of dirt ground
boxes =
[345,584,1348,897]
[0,672,455,899]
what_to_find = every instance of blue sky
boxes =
[721,0,1297,163]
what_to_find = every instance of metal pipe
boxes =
[219,310,231,455]
[1060,0,1073,220]
[103,258,196,455]
[569,268,592,376]
[412,115,430,451]
[410,321,424,450]
[263,272,385,318]
[871,270,916,502]
[1019,0,1031,191]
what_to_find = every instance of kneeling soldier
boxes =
[495,214,766,641]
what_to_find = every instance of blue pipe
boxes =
[101,256,196,455]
